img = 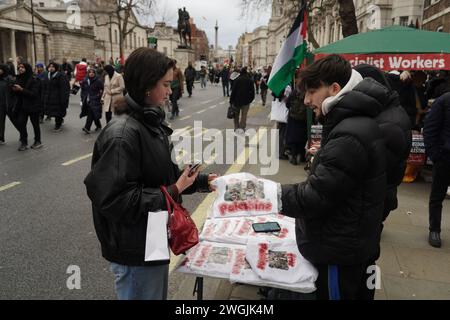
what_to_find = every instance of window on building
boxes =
[424,0,431,7]
[437,26,444,32]
[130,35,132,48]
[115,30,118,44]
[39,2,44,7]
[163,47,168,55]
[399,16,409,26]
[392,18,395,25]
[134,33,137,48]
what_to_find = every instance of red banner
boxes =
[314,53,450,71]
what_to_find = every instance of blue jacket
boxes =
[423,92,450,163]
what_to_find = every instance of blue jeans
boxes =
[110,263,169,300]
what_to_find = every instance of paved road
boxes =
[0,84,261,299]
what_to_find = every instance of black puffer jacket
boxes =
[281,78,387,266]
[354,76,412,220]
[84,95,210,266]
[424,92,450,164]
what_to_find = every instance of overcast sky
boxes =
[149,0,271,49]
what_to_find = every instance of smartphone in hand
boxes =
[188,163,201,177]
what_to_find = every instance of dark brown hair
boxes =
[299,54,351,91]
[124,48,174,104]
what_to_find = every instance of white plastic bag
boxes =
[270,100,289,123]
[144,211,170,261]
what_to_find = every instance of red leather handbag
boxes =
[161,186,199,255]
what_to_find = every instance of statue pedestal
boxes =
[174,47,195,72]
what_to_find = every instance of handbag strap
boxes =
[160,185,175,214]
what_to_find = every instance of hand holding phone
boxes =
[188,163,201,177]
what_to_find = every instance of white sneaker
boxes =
[235,129,245,135]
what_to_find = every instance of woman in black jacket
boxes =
[84,48,217,300]
[11,63,42,151]
[80,68,104,133]
[42,62,70,132]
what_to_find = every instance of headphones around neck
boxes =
[125,94,165,127]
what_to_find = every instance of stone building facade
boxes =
[0,1,95,68]
[422,0,450,33]
[0,0,150,69]
[147,22,180,59]
[250,26,268,69]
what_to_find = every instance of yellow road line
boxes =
[62,153,93,166]
[178,116,191,121]
[169,128,263,274]
[0,181,22,192]
[209,105,217,109]
[196,109,207,114]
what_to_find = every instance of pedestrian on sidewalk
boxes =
[260,66,271,107]
[101,65,125,124]
[199,66,207,88]
[170,60,184,120]
[74,58,88,84]
[184,62,196,98]
[423,92,450,248]
[61,58,73,82]
[84,48,217,300]
[285,85,308,165]
[280,55,388,300]
[254,69,262,95]
[80,68,104,134]
[230,67,255,133]
[221,66,231,97]
[11,63,43,151]
[42,62,70,132]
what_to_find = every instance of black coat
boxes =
[184,66,196,82]
[230,74,255,108]
[0,75,13,112]
[368,80,412,220]
[80,76,104,120]
[11,76,42,115]
[42,72,70,118]
[84,95,210,266]
[281,78,387,266]
[424,92,450,164]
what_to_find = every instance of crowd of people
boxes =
[0,56,126,151]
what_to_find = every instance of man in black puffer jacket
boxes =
[354,64,412,222]
[281,55,387,300]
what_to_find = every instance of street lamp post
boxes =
[30,0,37,66]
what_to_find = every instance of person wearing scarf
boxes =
[11,63,43,151]
[42,62,70,132]
[80,68,104,133]
[101,65,125,124]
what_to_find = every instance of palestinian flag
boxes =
[268,6,308,96]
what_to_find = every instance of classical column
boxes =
[334,20,339,43]
[10,29,17,71]
[44,34,50,64]
[28,33,36,67]
[324,15,331,45]
[1,31,9,63]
